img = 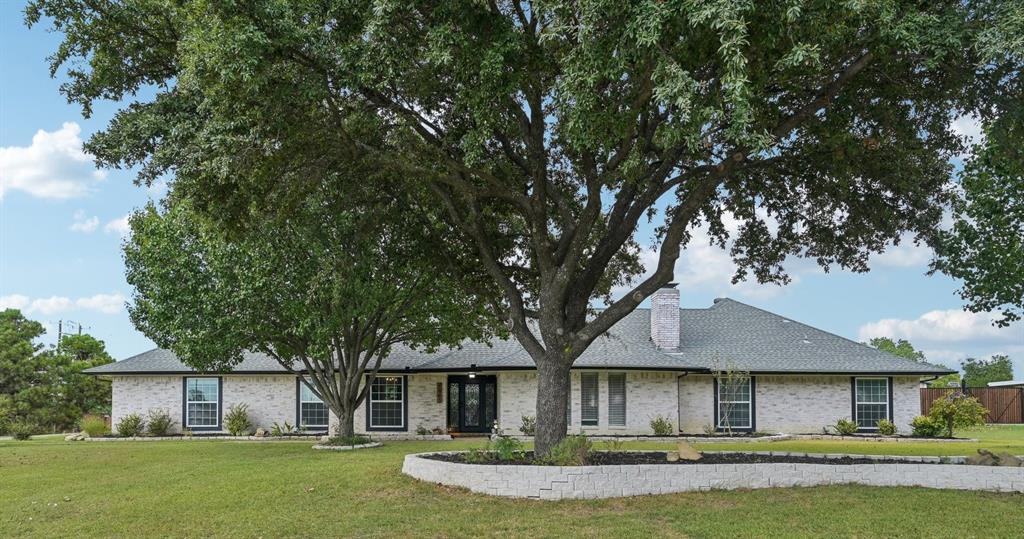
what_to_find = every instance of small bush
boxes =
[911,415,944,437]
[702,423,716,436]
[877,419,897,436]
[80,416,110,437]
[115,413,145,437]
[601,438,626,451]
[833,418,858,436]
[538,434,592,466]
[327,434,371,446]
[270,421,293,436]
[650,415,674,436]
[225,403,253,436]
[415,424,430,436]
[519,415,536,436]
[491,435,524,461]
[146,409,175,436]
[927,393,987,437]
[9,419,38,441]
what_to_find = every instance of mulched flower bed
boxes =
[425,451,941,466]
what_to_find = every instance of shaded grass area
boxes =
[0,427,1021,538]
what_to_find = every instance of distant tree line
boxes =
[866,337,1014,388]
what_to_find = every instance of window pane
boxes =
[448,382,459,429]
[581,373,598,426]
[716,377,751,429]
[856,404,887,428]
[187,378,218,402]
[608,374,626,426]
[484,382,496,428]
[299,381,322,403]
[856,379,887,403]
[463,384,480,427]
[300,402,329,428]
[187,402,218,427]
[369,376,403,427]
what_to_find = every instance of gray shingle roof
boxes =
[86,298,953,376]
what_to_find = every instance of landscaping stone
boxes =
[676,441,701,461]
[254,428,267,437]
[665,452,679,462]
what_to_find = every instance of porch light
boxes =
[468,372,476,379]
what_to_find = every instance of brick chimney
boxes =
[650,283,680,349]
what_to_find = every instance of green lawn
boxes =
[1,427,1022,538]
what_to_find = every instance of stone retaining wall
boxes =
[402,451,1024,500]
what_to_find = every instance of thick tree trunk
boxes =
[336,406,356,439]
[534,359,572,457]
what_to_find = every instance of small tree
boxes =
[125,181,497,438]
[927,393,988,438]
[867,338,926,363]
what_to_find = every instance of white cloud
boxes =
[0,294,31,311]
[950,114,984,147]
[74,293,126,314]
[104,214,131,236]
[0,292,126,315]
[857,309,1017,344]
[870,233,932,268]
[69,210,100,233]
[0,122,107,200]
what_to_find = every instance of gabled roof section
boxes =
[86,298,954,375]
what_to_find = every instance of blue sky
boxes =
[1,3,1021,377]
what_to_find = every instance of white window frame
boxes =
[368,376,405,429]
[716,377,752,430]
[298,379,329,429]
[185,377,220,429]
[854,377,889,430]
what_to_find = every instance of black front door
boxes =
[447,375,497,433]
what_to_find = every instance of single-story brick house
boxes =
[86,287,952,437]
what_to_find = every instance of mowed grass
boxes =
[0,427,1021,538]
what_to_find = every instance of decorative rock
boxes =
[677,441,702,461]
[995,452,1023,467]
[665,452,680,462]
[254,428,267,437]
[965,449,1022,466]
[64,434,81,442]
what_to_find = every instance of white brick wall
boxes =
[111,375,183,433]
[403,453,1024,499]
[680,374,923,434]
[650,288,680,349]
[222,375,296,429]
[111,371,924,437]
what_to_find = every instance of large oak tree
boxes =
[30,0,1021,453]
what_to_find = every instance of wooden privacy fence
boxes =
[920,388,1024,424]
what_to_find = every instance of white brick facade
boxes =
[110,371,923,436]
[678,374,922,434]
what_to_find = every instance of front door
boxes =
[447,375,497,433]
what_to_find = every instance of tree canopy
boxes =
[867,337,926,363]
[29,0,1023,452]
[962,355,1015,387]
[0,309,114,433]
[124,179,498,436]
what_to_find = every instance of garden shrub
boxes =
[116,413,145,437]
[270,421,293,437]
[538,434,591,466]
[833,418,858,435]
[415,424,430,435]
[80,416,110,437]
[225,403,253,436]
[9,419,38,441]
[491,435,524,461]
[927,393,987,438]
[519,415,536,436]
[146,409,175,436]
[328,434,371,446]
[649,415,674,436]
[910,415,944,437]
[876,419,897,436]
